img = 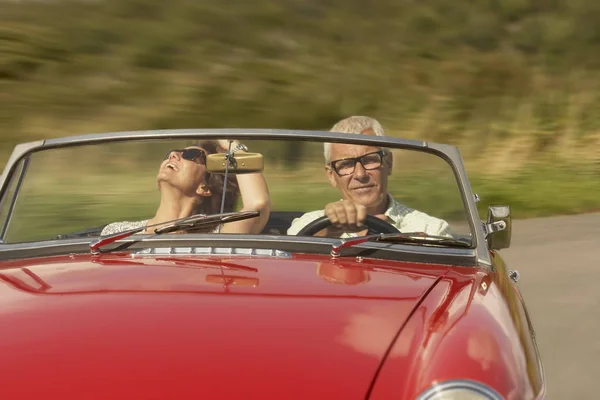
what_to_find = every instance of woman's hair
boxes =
[193,140,240,215]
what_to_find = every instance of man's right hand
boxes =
[313,200,392,237]
[323,200,368,233]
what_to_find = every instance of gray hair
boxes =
[324,116,386,163]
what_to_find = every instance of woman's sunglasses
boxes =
[164,148,206,164]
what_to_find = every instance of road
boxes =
[499,213,600,400]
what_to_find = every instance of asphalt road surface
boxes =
[499,213,600,400]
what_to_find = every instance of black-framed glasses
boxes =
[164,148,206,164]
[329,150,386,176]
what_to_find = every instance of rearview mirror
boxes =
[485,205,512,250]
[206,152,264,174]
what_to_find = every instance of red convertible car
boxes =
[0,129,545,399]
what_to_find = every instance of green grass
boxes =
[470,163,600,219]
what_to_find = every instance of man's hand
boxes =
[324,200,367,232]
[314,200,391,237]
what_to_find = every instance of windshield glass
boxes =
[0,136,473,246]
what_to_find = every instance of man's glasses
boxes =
[164,148,206,164]
[329,150,386,176]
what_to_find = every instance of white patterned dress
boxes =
[100,220,221,236]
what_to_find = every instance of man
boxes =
[287,116,450,237]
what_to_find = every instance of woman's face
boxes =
[157,146,209,196]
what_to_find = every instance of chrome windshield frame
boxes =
[0,129,492,268]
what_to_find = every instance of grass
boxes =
[470,163,600,219]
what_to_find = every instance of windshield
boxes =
[0,136,474,247]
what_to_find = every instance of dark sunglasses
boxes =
[164,148,206,164]
[329,150,386,176]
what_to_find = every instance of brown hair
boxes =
[193,140,240,215]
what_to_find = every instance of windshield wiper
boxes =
[89,210,260,254]
[330,231,471,257]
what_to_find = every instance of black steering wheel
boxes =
[296,214,401,236]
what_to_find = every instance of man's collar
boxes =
[383,193,396,217]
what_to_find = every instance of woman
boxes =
[100,139,271,235]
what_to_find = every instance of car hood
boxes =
[0,253,448,399]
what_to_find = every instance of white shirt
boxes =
[286,194,451,237]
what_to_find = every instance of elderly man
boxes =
[287,116,450,237]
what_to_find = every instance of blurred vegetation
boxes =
[1,0,600,217]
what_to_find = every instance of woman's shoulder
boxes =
[100,220,149,236]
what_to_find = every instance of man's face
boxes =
[326,131,392,211]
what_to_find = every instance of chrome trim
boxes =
[42,129,427,149]
[132,246,291,258]
[0,156,30,241]
[331,235,377,257]
[0,140,44,185]
[416,379,503,400]
[0,140,44,220]
[509,269,520,283]
[428,143,490,268]
[484,220,507,236]
[0,234,479,266]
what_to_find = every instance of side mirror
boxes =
[485,205,512,250]
[206,152,264,174]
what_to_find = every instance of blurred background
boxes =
[1,1,599,397]
[2,0,599,217]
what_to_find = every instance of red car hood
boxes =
[0,253,448,399]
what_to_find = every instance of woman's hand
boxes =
[216,139,240,152]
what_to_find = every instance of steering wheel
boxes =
[296,214,400,236]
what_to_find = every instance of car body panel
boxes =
[369,261,544,399]
[0,253,449,399]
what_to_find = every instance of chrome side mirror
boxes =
[485,206,511,250]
